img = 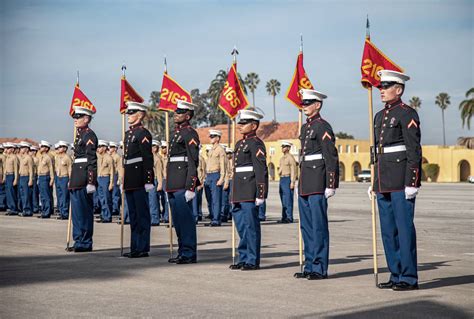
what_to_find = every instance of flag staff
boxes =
[163,55,174,259]
[65,71,80,251]
[297,34,304,275]
[365,16,379,286]
[230,46,238,266]
[119,64,127,256]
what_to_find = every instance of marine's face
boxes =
[152,145,159,153]
[127,110,144,126]
[302,101,321,117]
[73,114,90,128]
[238,121,257,134]
[380,84,402,103]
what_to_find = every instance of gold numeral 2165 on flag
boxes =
[222,81,241,108]
[361,58,384,80]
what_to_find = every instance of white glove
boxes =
[144,183,154,192]
[294,185,299,197]
[185,190,196,202]
[86,184,96,194]
[405,187,418,200]
[255,198,265,206]
[324,188,336,199]
[367,186,373,200]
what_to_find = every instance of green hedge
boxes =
[422,163,440,182]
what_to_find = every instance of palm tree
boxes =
[142,91,166,137]
[245,72,260,106]
[459,87,473,129]
[435,92,451,146]
[409,96,422,111]
[457,137,474,149]
[266,79,281,123]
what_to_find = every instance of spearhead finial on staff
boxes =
[76,70,80,86]
[366,15,370,39]
[164,55,168,73]
[121,64,126,77]
[231,45,239,63]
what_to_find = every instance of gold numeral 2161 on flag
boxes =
[361,59,384,80]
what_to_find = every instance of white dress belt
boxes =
[124,157,143,165]
[382,145,407,154]
[304,154,323,161]
[74,158,87,163]
[235,166,253,173]
[169,156,188,162]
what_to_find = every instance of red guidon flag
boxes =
[218,62,249,119]
[360,38,404,89]
[286,52,314,110]
[120,77,144,114]
[69,84,96,116]
[158,72,192,112]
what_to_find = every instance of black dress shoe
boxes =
[259,218,266,222]
[65,247,75,252]
[124,251,149,258]
[229,262,245,270]
[197,216,202,221]
[151,223,160,227]
[96,219,111,223]
[37,215,50,219]
[168,256,181,263]
[6,211,18,216]
[210,223,221,227]
[306,272,327,280]
[176,257,197,264]
[19,213,33,217]
[241,264,260,271]
[377,281,396,289]
[294,271,310,278]
[116,220,130,225]
[74,247,92,252]
[392,282,419,291]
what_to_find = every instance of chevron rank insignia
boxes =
[188,138,197,146]
[86,139,94,146]
[141,136,150,144]
[256,148,265,158]
[322,131,332,141]
[407,119,418,129]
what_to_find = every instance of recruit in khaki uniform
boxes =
[109,142,122,216]
[123,102,154,258]
[68,106,98,252]
[150,139,164,226]
[29,145,40,214]
[37,140,55,218]
[204,129,226,226]
[370,70,421,291]
[221,147,234,222]
[166,100,201,264]
[295,89,339,280]
[18,141,34,217]
[229,109,269,271]
[96,140,115,223]
[54,141,72,220]
[0,144,6,211]
[158,141,169,223]
[192,151,206,223]
[278,141,297,223]
[3,143,19,215]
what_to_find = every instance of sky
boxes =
[0,0,472,145]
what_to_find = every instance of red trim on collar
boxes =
[129,124,143,130]
[385,98,403,110]
[243,131,257,139]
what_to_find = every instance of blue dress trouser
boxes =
[221,180,232,221]
[0,181,6,210]
[97,176,112,222]
[168,190,197,259]
[93,189,100,213]
[125,188,151,253]
[298,194,329,276]
[377,191,418,285]
[148,179,160,225]
[122,189,130,223]
[19,176,32,215]
[56,176,70,218]
[71,188,94,249]
[38,175,52,217]
[158,178,169,221]
[258,202,266,220]
[5,174,18,213]
[204,172,222,225]
[192,187,203,222]
[279,176,294,222]
[233,202,261,266]
[31,176,39,213]
[112,174,121,214]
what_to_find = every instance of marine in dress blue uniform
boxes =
[371,70,421,291]
[68,106,98,252]
[122,102,154,258]
[229,109,268,271]
[295,89,339,280]
[166,100,200,264]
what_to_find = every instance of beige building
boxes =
[196,122,474,183]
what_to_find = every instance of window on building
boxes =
[346,145,351,153]
[269,146,275,156]
[338,145,342,153]
[354,145,359,153]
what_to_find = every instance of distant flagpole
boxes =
[297,34,304,275]
[230,45,238,266]
[365,16,379,287]
[119,64,127,256]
